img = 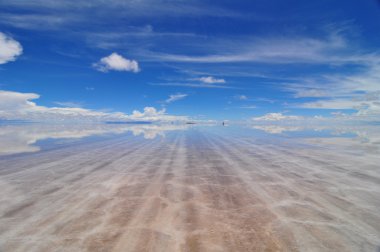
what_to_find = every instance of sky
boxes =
[0,0,380,123]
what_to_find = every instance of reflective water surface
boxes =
[1,123,379,156]
[0,123,379,251]
[0,123,191,156]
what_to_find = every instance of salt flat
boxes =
[0,124,379,251]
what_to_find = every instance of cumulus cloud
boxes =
[0,32,23,64]
[129,107,187,122]
[0,90,187,122]
[93,52,140,73]
[199,76,225,84]
[165,93,188,103]
[252,113,302,121]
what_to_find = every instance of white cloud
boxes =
[129,107,187,122]
[0,32,23,64]
[252,113,302,121]
[234,95,248,100]
[199,76,225,84]
[93,52,140,73]
[0,90,187,122]
[165,93,188,103]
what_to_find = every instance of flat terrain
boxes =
[0,125,379,251]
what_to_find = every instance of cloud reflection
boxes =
[252,125,302,134]
[0,123,189,155]
[251,123,380,153]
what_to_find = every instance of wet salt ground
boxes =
[0,123,379,251]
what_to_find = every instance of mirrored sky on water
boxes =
[1,123,379,157]
[0,122,379,251]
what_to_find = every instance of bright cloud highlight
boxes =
[0,90,187,122]
[199,76,225,84]
[0,32,23,64]
[93,52,140,73]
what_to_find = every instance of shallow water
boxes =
[0,123,379,251]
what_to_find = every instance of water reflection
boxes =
[1,122,379,156]
[0,123,190,156]
[252,125,303,134]
[128,124,189,139]
[251,124,380,154]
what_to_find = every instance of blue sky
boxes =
[0,0,380,122]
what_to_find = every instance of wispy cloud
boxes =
[0,1,241,31]
[165,93,188,103]
[0,13,71,30]
[234,95,248,100]
[239,105,256,109]
[198,76,225,84]
[299,94,380,116]
[84,27,204,50]
[0,32,23,64]
[54,101,84,108]
[93,52,140,73]
[151,73,230,89]
[143,32,370,65]
[287,63,380,116]
[151,82,233,89]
